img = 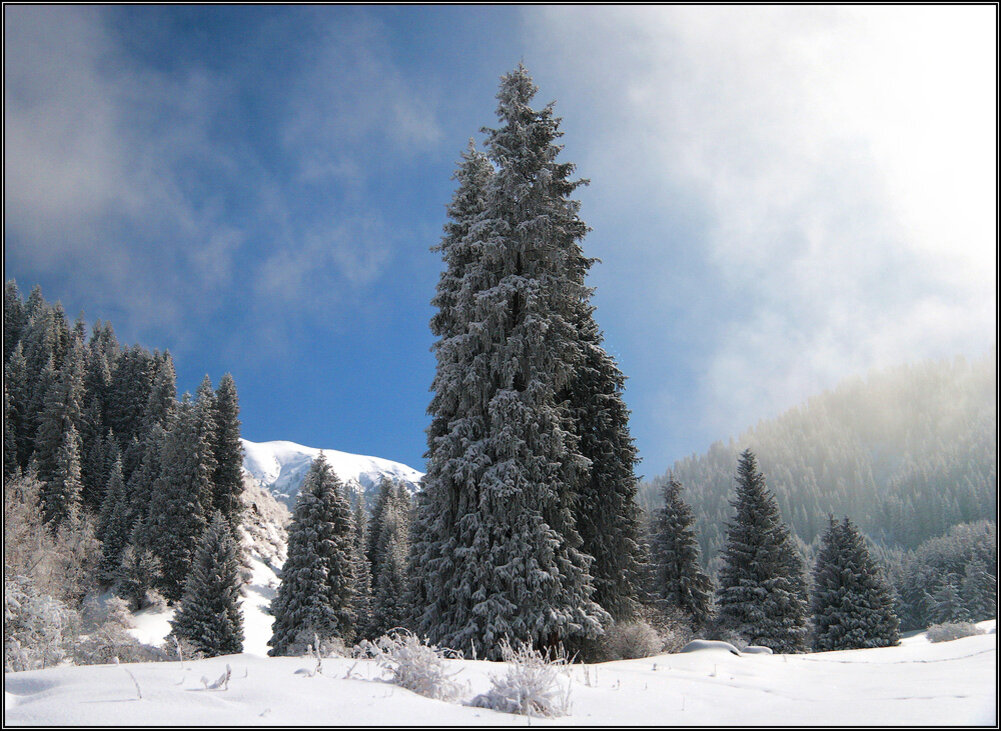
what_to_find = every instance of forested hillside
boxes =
[640,351,997,564]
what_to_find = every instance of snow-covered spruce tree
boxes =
[40,424,84,529]
[651,477,714,627]
[930,578,968,624]
[415,66,608,658]
[962,557,997,622]
[192,375,219,518]
[716,449,808,652]
[126,423,167,534]
[3,382,17,482]
[107,345,155,460]
[367,475,397,585]
[146,395,212,601]
[371,483,413,637]
[33,338,86,488]
[811,516,899,651]
[21,294,61,448]
[408,141,493,642]
[3,279,26,363]
[268,454,358,655]
[97,456,131,585]
[5,343,32,472]
[564,310,647,622]
[370,479,411,584]
[211,373,244,534]
[350,498,375,640]
[170,512,244,657]
[80,342,113,510]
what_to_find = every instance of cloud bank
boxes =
[526,6,997,461]
[4,7,442,353]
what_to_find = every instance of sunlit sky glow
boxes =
[4,5,996,476]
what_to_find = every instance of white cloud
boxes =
[281,16,442,185]
[3,7,440,351]
[526,6,997,448]
[3,6,240,338]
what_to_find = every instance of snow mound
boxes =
[680,639,742,655]
[241,439,423,509]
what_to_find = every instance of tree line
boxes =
[4,282,247,664]
[640,351,996,566]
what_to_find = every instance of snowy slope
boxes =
[6,622,996,726]
[241,439,423,510]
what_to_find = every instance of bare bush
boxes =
[4,575,79,672]
[600,620,664,660]
[72,595,166,665]
[369,630,464,702]
[470,640,572,718]
[927,622,985,643]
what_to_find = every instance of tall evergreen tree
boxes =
[650,477,714,627]
[566,312,646,620]
[4,343,32,471]
[415,66,608,658]
[811,516,899,651]
[4,280,26,363]
[147,396,212,600]
[127,423,167,534]
[33,339,86,485]
[962,557,997,622]
[211,373,244,532]
[350,499,375,639]
[170,512,244,657]
[3,382,19,481]
[367,475,396,577]
[930,577,968,623]
[107,345,155,456]
[370,482,413,637]
[97,456,131,584]
[41,424,83,528]
[193,375,219,519]
[716,449,808,652]
[268,454,357,655]
[80,344,113,509]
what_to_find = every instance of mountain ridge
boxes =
[241,438,424,510]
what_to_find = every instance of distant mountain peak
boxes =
[241,438,423,510]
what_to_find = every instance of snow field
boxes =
[6,621,995,726]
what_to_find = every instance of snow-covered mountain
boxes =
[241,439,423,510]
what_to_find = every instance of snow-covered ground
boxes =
[5,621,995,726]
[241,439,423,509]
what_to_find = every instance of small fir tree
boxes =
[650,477,714,627]
[716,449,808,652]
[97,456,131,585]
[811,516,900,651]
[170,512,244,657]
[41,424,84,529]
[268,454,357,655]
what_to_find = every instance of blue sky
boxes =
[4,6,997,477]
